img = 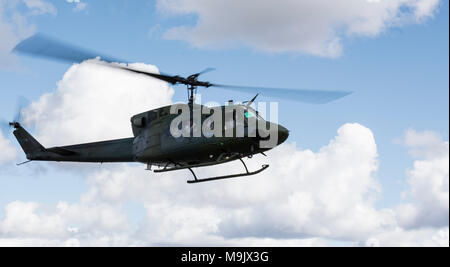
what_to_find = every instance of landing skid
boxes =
[153,158,269,184]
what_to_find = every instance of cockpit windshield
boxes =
[244,107,264,120]
[244,110,255,118]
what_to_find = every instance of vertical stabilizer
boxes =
[10,122,45,159]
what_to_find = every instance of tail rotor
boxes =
[0,97,29,136]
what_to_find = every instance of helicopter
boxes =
[4,34,351,183]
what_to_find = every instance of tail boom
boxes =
[11,123,135,163]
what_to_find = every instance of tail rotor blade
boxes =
[13,96,30,123]
[0,97,30,136]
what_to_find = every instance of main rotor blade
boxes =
[13,34,353,104]
[13,34,121,64]
[14,34,181,84]
[211,84,352,104]
[197,67,216,76]
[112,66,180,84]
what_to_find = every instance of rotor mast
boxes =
[187,85,196,106]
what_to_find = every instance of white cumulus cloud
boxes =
[157,0,441,57]
[396,130,449,229]
[22,59,174,147]
[0,131,17,164]
[2,122,396,245]
[66,0,87,12]
[23,0,56,15]
[0,200,131,246]
[1,123,448,246]
[79,123,398,245]
[363,227,448,247]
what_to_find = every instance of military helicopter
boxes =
[4,34,351,183]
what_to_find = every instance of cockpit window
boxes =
[244,110,255,118]
[148,111,158,121]
[244,108,263,120]
[159,108,169,117]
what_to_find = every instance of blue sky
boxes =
[0,0,448,246]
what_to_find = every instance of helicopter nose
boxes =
[277,125,289,145]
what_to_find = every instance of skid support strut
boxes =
[153,158,269,184]
[186,159,268,184]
